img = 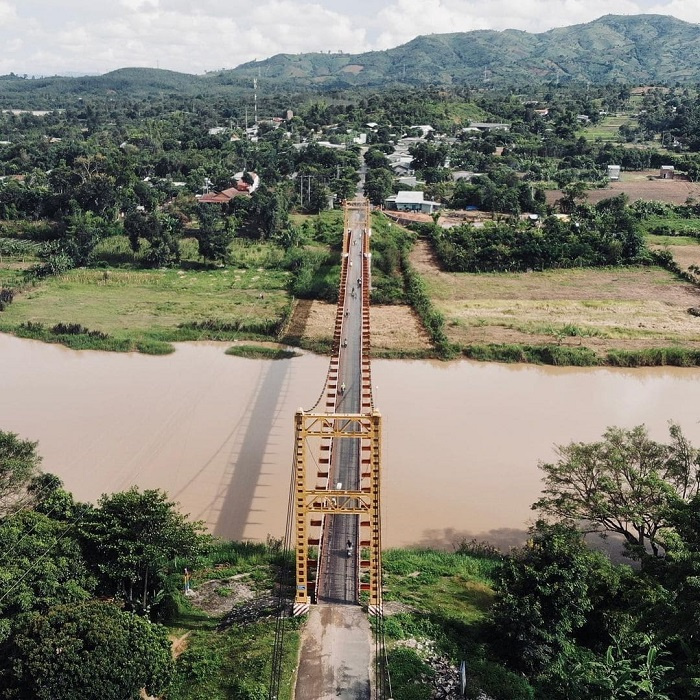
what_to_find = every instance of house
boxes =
[410,125,434,137]
[607,165,621,181]
[198,172,259,203]
[660,165,675,179]
[469,122,510,132]
[384,191,441,214]
[391,162,415,177]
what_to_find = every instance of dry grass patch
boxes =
[411,240,700,352]
[547,171,700,206]
[653,244,700,273]
[300,300,431,352]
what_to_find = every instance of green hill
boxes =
[224,14,700,87]
[2,14,700,105]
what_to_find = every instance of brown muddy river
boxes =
[3,333,700,549]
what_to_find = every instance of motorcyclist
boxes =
[343,338,347,348]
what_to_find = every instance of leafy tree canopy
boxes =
[533,424,700,559]
[80,487,209,613]
[0,430,42,517]
[0,601,173,700]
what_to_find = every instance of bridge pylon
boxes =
[293,410,383,616]
[292,199,381,617]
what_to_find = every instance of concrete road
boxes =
[294,604,373,700]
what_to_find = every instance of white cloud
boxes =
[646,1,700,23]
[0,0,16,24]
[0,1,369,74]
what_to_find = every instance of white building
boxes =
[384,191,441,214]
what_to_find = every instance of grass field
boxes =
[641,216,700,237]
[582,114,637,142]
[411,240,700,355]
[165,540,299,700]
[0,265,291,351]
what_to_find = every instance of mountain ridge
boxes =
[1,14,700,102]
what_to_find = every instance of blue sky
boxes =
[0,0,693,75]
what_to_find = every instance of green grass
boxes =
[92,234,289,270]
[168,619,299,700]
[225,344,300,360]
[380,548,533,700]
[582,115,637,142]
[0,266,291,352]
[646,233,700,246]
[641,215,700,239]
[166,539,298,700]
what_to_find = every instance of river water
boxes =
[3,333,700,549]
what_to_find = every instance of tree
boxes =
[59,209,109,266]
[491,522,602,675]
[123,210,159,253]
[195,204,235,263]
[364,168,394,206]
[0,601,173,700]
[533,424,700,559]
[558,181,588,214]
[0,510,95,620]
[0,431,42,517]
[246,185,290,239]
[81,488,208,613]
[142,212,182,268]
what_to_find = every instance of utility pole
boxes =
[253,78,258,127]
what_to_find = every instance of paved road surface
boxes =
[294,605,373,700]
[294,204,373,699]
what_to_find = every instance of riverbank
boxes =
[165,543,525,700]
[407,238,700,366]
[2,218,700,366]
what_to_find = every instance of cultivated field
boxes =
[582,114,638,142]
[411,240,700,353]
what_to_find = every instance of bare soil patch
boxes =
[657,244,700,273]
[411,239,700,352]
[547,171,700,206]
[186,574,256,617]
[301,300,432,352]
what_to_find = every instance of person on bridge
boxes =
[343,338,347,348]
[340,382,346,394]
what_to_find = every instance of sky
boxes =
[0,0,698,76]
